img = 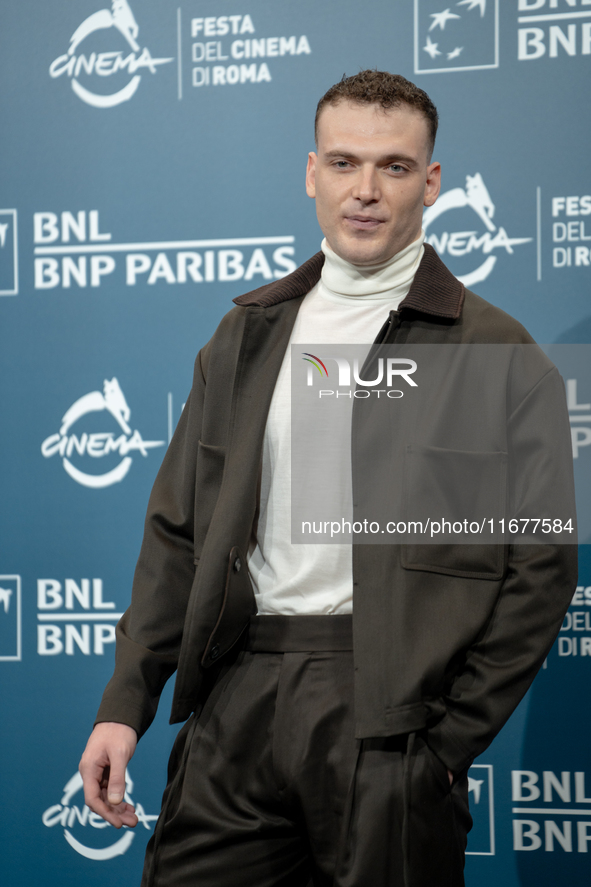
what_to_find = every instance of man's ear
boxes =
[424,161,441,208]
[306,152,317,198]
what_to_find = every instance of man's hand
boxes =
[79,722,139,829]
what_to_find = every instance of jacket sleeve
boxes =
[94,349,207,739]
[427,364,578,775]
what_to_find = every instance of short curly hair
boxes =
[315,70,439,159]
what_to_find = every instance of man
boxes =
[80,71,577,886]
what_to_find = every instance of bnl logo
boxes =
[0,210,18,295]
[0,576,22,661]
[414,0,499,74]
[466,764,495,855]
[567,379,591,459]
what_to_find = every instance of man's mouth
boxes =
[345,216,384,231]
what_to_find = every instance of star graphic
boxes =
[468,777,484,804]
[447,46,463,59]
[457,0,486,15]
[423,35,442,58]
[429,8,461,31]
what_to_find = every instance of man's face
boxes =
[306,101,441,265]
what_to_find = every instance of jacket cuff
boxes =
[94,694,156,740]
[425,717,475,775]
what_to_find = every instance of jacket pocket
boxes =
[401,445,507,580]
[401,543,505,579]
[193,441,227,560]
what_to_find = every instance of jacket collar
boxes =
[233,243,465,319]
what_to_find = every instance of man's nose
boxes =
[352,166,380,203]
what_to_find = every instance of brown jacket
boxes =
[96,245,577,775]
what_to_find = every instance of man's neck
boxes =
[320,231,425,299]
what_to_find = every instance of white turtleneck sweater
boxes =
[247,232,425,615]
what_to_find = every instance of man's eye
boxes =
[389,164,404,173]
[334,161,350,168]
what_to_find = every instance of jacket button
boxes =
[209,644,220,660]
[233,557,241,573]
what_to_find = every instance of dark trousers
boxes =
[142,616,471,887]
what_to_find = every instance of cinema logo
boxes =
[49,0,173,108]
[33,210,296,289]
[42,770,157,860]
[302,352,418,399]
[557,579,591,660]
[189,14,311,87]
[423,173,532,287]
[41,377,165,489]
[551,194,591,269]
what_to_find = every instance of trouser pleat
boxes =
[142,618,471,887]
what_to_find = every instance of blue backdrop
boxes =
[1,1,590,884]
